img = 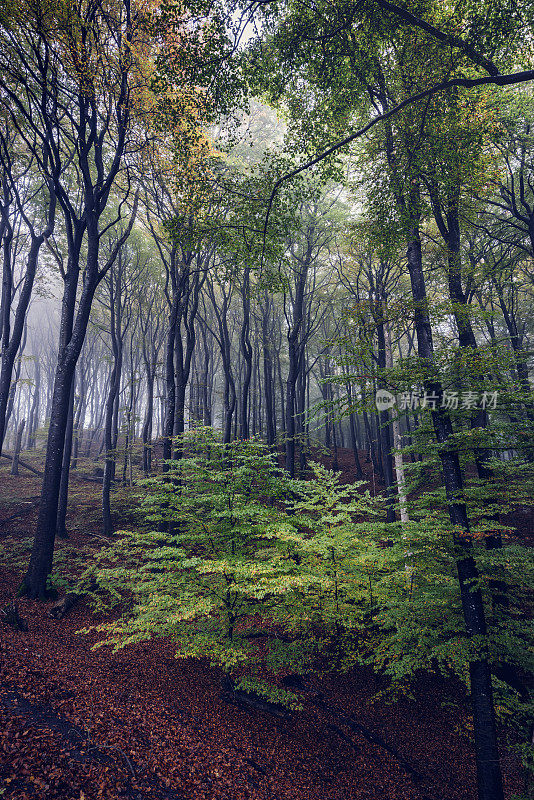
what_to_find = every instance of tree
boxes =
[0,129,56,454]
[232,8,530,797]
[0,0,143,598]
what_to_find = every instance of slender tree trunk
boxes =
[163,298,178,466]
[285,279,307,476]
[0,206,14,454]
[223,372,236,443]
[201,324,213,427]
[297,354,307,473]
[142,370,154,475]
[122,348,135,485]
[405,207,503,800]
[19,222,88,598]
[3,323,27,447]
[56,379,75,539]
[21,354,77,597]
[276,351,285,436]
[0,218,54,454]
[285,349,299,477]
[239,268,253,440]
[217,299,236,444]
[27,360,40,450]
[263,330,275,446]
[331,396,339,471]
[10,418,25,475]
[103,322,123,536]
[71,372,86,471]
[385,322,409,524]
[362,399,380,478]
[494,281,534,460]
[376,312,396,522]
[346,382,364,479]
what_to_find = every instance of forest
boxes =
[0,1,533,799]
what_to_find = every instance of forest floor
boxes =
[0,450,530,800]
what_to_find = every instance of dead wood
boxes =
[49,592,81,620]
[1,602,28,631]
[1,453,43,476]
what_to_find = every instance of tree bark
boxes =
[405,202,503,800]
[10,418,25,475]
[103,274,124,536]
[239,267,253,440]
[56,380,75,539]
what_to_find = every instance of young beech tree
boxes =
[80,428,387,706]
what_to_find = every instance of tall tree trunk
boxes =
[20,215,105,597]
[122,346,135,486]
[102,288,123,536]
[376,311,396,522]
[286,309,306,477]
[10,418,25,475]
[71,370,86,471]
[298,353,307,473]
[276,350,285,436]
[428,189,502,479]
[285,351,298,477]
[200,322,213,427]
[0,198,55,454]
[173,256,204,455]
[56,379,75,539]
[142,369,154,475]
[331,395,339,472]
[4,327,26,437]
[27,359,41,450]
[163,297,178,467]
[405,200,503,800]
[223,371,236,443]
[21,354,78,597]
[263,335,275,447]
[493,279,534,461]
[239,268,253,440]
[385,322,409,524]
[346,382,364,479]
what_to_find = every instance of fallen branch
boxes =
[221,676,291,719]
[326,722,360,753]
[0,499,40,524]
[1,453,114,484]
[1,453,43,476]
[49,592,81,620]
[311,697,427,783]
[86,531,118,542]
[87,743,135,776]
[1,602,28,631]
[48,578,99,620]
[71,473,120,485]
